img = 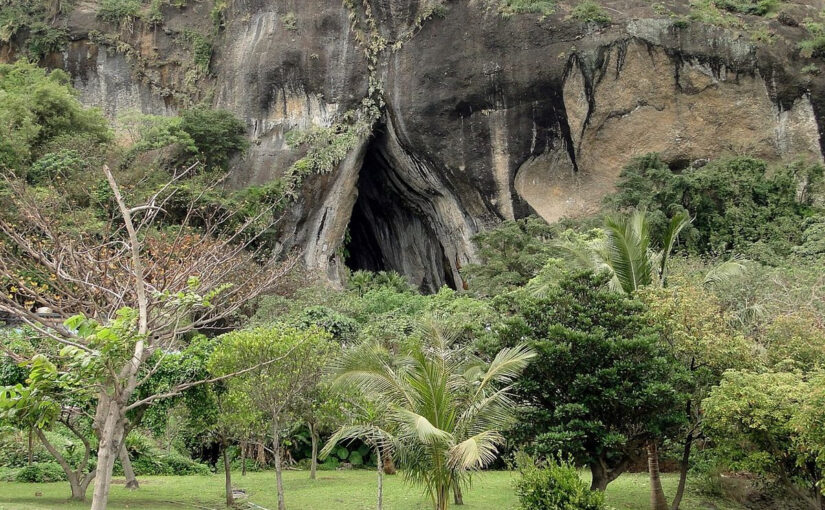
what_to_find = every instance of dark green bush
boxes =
[515,455,607,510]
[130,450,210,476]
[713,0,776,15]
[27,150,85,185]
[179,107,249,170]
[15,462,67,483]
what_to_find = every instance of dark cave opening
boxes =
[343,131,457,293]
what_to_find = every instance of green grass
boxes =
[0,469,742,510]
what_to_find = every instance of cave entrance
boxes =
[343,130,456,293]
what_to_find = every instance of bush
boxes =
[570,0,611,24]
[15,462,67,483]
[131,450,210,476]
[713,0,776,15]
[98,0,141,24]
[179,107,249,170]
[27,150,85,185]
[498,0,556,17]
[515,455,607,510]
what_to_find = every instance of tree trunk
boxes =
[453,483,464,505]
[241,440,247,476]
[310,424,318,480]
[436,483,449,510]
[648,441,669,510]
[273,419,286,510]
[671,434,693,510]
[119,446,139,490]
[91,398,127,510]
[223,437,234,507]
[382,451,397,475]
[376,445,383,510]
[28,427,33,467]
[589,461,610,491]
[34,427,94,502]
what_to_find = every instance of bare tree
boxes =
[0,164,298,509]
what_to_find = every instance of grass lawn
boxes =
[0,469,741,510]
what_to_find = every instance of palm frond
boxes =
[703,257,749,287]
[393,408,453,445]
[448,430,504,470]
[475,344,535,396]
[659,211,691,286]
[604,211,654,294]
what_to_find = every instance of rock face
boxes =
[6,0,825,291]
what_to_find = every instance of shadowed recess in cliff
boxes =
[344,131,457,294]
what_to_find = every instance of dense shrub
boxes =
[515,455,607,510]
[607,154,824,262]
[179,107,249,170]
[130,450,210,476]
[15,462,67,483]
[0,61,110,169]
[713,0,776,15]
[570,1,611,24]
[97,0,141,24]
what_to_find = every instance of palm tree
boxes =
[322,323,535,510]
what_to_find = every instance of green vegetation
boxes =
[516,455,607,510]
[97,0,142,24]
[571,0,611,24]
[0,43,824,510]
[498,0,556,17]
[607,154,824,263]
[0,0,70,58]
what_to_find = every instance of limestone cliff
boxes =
[4,0,824,291]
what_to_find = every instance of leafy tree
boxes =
[500,271,686,492]
[179,106,249,170]
[0,61,109,169]
[703,369,825,509]
[208,326,335,510]
[0,334,100,500]
[324,323,535,510]
[461,216,556,296]
[640,284,757,509]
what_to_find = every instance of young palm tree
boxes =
[322,323,535,510]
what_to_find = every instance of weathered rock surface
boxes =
[5,0,825,290]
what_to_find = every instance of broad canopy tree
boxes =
[500,271,686,492]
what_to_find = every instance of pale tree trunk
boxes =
[223,437,234,507]
[34,428,95,501]
[453,483,464,505]
[376,445,383,510]
[241,440,247,476]
[91,398,127,510]
[671,433,693,510]
[119,446,139,490]
[309,424,318,480]
[647,441,669,510]
[273,419,286,510]
[28,427,33,467]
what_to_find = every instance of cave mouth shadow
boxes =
[342,131,457,293]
